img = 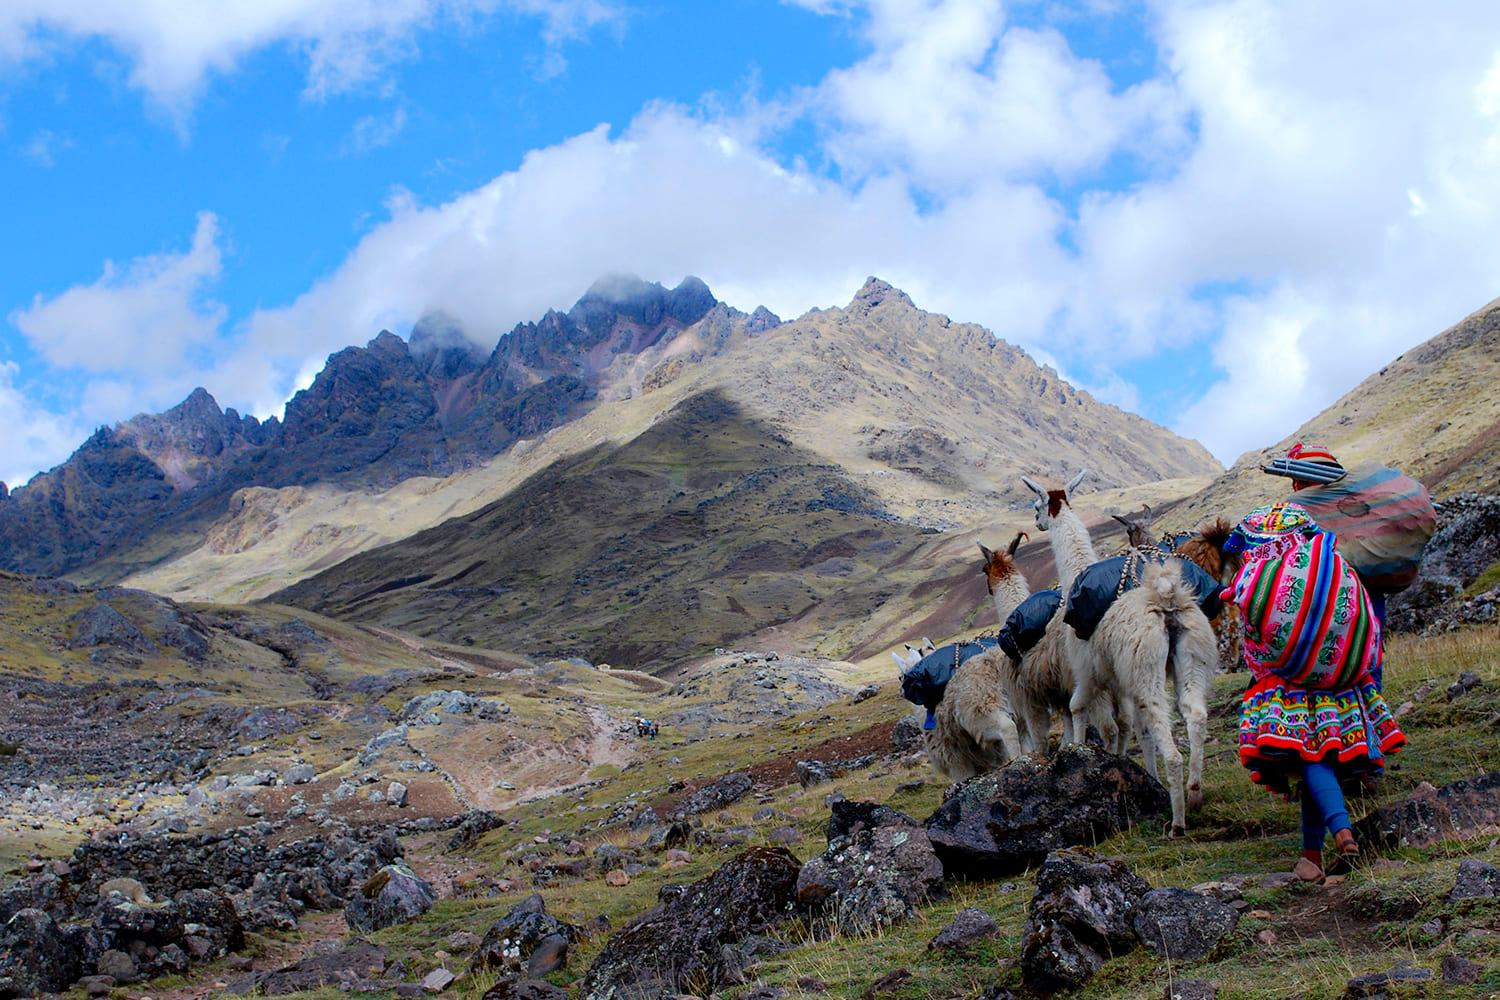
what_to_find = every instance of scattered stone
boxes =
[924,744,1171,877]
[421,968,456,993]
[850,684,880,704]
[525,935,569,979]
[388,782,409,808]
[605,870,629,887]
[1346,963,1431,998]
[796,824,947,936]
[446,810,508,851]
[286,764,316,785]
[891,715,924,753]
[1167,979,1216,1000]
[1450,858,1499,899]
[1133,888,1239,962]
[927,907,999,951]
[345,864,437,933]
[796,755,877,789]
[668,772,753,821]
[862,967,912,998]
[79,975,115,997]
[767,825,801,845]
[444,931,481,951]
[578,847,801,1000]
[1258,872,1300,889]
[1020,848,1151,993]
[826,799,919,843]
[1440,955,1484,985]
[1446,671,1483,701]
[470,895,579,976]
[1256,930,1278,946]
[797,976,830,993]
[1354,771,1500,849]
[232,939,388,996]
[480,980,568,1000]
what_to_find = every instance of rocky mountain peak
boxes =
[849,276,916,313]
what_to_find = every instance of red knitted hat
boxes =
[1286,442,1343,469]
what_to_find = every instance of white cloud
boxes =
[22,128,71,166]
[0,0,626,116]
[343,105,408,155]
[9,211,227,375]
[0,361,90,490]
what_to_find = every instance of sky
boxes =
[3,0,1500,491]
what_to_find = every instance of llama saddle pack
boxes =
[1063,552,1223,642]
[899,636,1002,728]
[998,590,1062,661]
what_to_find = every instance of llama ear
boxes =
[1112,513,1130,527]
[978,542,994,563]
[1066,469,1086,493]
[1142,503,1152,519]
[892,651,908,672]
[1007,530,1026,555]
[1021,476,1046,497]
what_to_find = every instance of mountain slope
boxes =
[1166,293,1500,534]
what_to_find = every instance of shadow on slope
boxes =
[271,390,956,671]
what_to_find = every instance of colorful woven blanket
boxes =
[1223,531,1382,690]
[1291,463,1436,594]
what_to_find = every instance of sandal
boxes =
[1293,857,1324,883]
[1326,830,1360,876]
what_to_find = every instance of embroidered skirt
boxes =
[1239,675,1405,794]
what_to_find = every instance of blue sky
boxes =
[3,0,1500,490]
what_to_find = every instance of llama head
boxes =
[1021,470,1086,530]
[978,530,1028,595]
[1193,516,1244,585]
[1112,504,1155,549]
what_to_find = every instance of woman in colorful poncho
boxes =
[1221,502,1406,882]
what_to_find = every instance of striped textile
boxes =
[1224,531,1382,691]
[1292,462,1437,594]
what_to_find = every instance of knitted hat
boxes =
[1286,442,1344,471]
[1224,501,1321,557]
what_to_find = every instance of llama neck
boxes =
[1048,505,1097,591]
[990,573,1031,624]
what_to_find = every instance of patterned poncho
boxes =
[1222,529,1383,691]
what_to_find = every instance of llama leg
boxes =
[1139,694,1185,837]
[1178,675,1210,812]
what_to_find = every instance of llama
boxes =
[1021,471,1096,591]
[1173,517,1246,673]
[1064,558,1217,837]
[922,531,1031,780]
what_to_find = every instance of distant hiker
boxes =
[1262,443,1437,685]
[1221,502,1406,884]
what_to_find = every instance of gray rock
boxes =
[795,755,876,789]
[470,896,579,975]
[286,764,316,785]
[927,907,999,951]
[1167,979,1216,1000]
[1020,848,1151,994]
[1451,857,1499,899]
[924,743,1171,877]
[95,949,138,984]
[421,968,456,993]
[481,979,570,1000]
[825,799,918,844]
[668,772,753,821]
[891,714,925,753]
[796,824,946,936]
[1440,955,1484,985]
[388,782,409,808]
[344,864,437,932]
[1133,888,1239,962]
[578,847,801,1000]
[525,934,569,978]
[1354,771,1500,850]
[1346,962,1432,998]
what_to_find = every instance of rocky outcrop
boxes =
[1019,849,1151,994]
[343,864,435,932]
[469,895,579,976]
[1351,771,1500,849]
[1386,492,1500,634]
[578,847,801,1000]
[796,822,946,937]
[922,744,1172,878]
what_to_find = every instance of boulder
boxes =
[1131,888,1239,962]
[927,907,1000,952]
[1019,848,1151,994]
[795,755,876,789]
[1352,771,1500,850]
[824,800,918,844]
[229,939,387,996]
[578,847,801,1000]
[668,772,753,820]
[481,979,569,1000]
[0,909,85,998]
[470,896,578,975]
[1449,858,1498,900]
[796,824,946,936]
[344,865,436,933]
[924,744,1171,877]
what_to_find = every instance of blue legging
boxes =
[1301,760,1351,851]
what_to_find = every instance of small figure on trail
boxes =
[1221,502,1407,884]
[635,717,658,739]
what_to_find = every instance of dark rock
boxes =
[344,864,436,932]
[470,896,579,975]
[669,772,753,820]
[1020,848,1152,994]
[1353,771,1500,850]
[481,979,570,1000]
[825,799,918,844]
[1132,888,1239,962]
[797,824,946,936]
[862,967,911,998]
[891,715,924,753]
[1440,955,1484,985]
[927,907,999,951]
[1449,858,1498,900]
[236,939,387,996]
[1345,962,1432,998]
[1167,979,1216,1000]
[524,935,569,978]
[578,847,801,1000]
[850,684,880,704]
[796,755,876,788]
[0,908,85,997]
[924,743,1171,877]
